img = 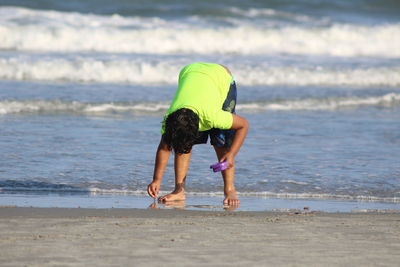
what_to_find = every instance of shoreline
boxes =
[1,207,399,266]
[1,192,399,213]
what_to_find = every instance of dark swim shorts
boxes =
[195,79,237,147]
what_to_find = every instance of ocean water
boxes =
[0,0,399,210]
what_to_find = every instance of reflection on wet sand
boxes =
[148,201,239,211]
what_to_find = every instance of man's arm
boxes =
[220,114,249,168]
[147,137,171,198]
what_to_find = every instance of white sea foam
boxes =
[0,7,399,57]
[0,100,169,115]
[281,179,309,185]
[1,94,399,115]
[1,56,399,87]
[227,6,328,24]
[233,66,400,87]
[0,186,399,203]
[237,93,400,111]
[0,56,180,85]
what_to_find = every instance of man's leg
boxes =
[213,146,240,207]
[158,151,191,202]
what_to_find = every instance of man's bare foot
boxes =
[223,189,240,207]
[158,189,186,203]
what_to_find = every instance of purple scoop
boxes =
[210,161,228,172]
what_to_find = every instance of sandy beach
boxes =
[0,207,399,266]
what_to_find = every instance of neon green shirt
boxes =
[161,63,233,134]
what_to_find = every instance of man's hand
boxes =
[148,138,171,199]
[220,152,235,169]
[147,180,161,199]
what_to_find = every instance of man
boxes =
[147,63,248,207]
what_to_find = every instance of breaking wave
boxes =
[1,94,399,115]
[1,56,399,87]
[237,93,400,111]
[0,185,398,203]
[0,7,399,57]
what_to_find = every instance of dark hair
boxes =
[163,108,199,154]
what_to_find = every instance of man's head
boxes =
[163,108,199,154]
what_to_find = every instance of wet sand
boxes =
[1,207,399,266]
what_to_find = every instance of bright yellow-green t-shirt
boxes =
[161,63,233,134]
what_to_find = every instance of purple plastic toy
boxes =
[210,161,228,172]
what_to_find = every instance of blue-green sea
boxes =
[0,0,399,211]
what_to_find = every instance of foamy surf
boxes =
[1,56,399,87]
[1,7,399,57]
[0,185,398,203]
[1,94,399,115]
[0,100,170,115]
[237,93,400,111]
